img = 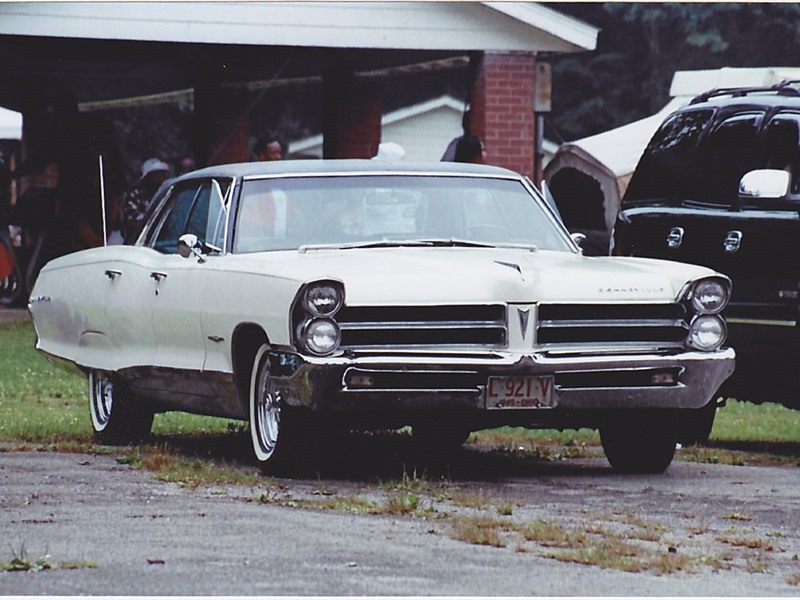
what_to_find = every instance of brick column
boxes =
[470,52,538,178]
[323,74,382,159]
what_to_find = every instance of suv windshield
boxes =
[232,175,572,253]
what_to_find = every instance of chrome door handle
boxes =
[150,271,168,282]
[104,269,122,280]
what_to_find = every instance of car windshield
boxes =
[232,175,573,253]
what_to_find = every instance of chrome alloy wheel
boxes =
[250,345,281,463]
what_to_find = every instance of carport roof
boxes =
[0,2,597,52]
[0,2,597,111]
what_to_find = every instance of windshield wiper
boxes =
[299,239,537,252]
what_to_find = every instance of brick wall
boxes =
[471,52,538,178]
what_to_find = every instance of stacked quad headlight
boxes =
[682,276,730,351]
[295,281,345,356]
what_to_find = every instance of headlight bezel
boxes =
[292,279,345,356]
[688,277,730,315]
[680,275,731,351]
[297,317,342,356]
[302,282,344,317]
[686,314,728,352]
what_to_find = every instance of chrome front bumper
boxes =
[271,347,735,418]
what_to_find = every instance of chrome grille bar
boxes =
[536,303,688,347]
[338,304,507,348]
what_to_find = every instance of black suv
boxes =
[615,81,800,420]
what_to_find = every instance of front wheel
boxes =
[89,370,153,445]
[250,345,295,473]
[600,411,678,474]
[677,400,718,446]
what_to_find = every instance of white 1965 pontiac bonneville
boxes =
[28,160,734,473]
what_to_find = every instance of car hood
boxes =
[226,247,715,305]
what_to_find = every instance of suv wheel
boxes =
[600,411,678,474]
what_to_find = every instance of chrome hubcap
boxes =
[90,371,113,430]
[253,360,280,460]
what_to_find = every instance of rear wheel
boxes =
[412,421,471,456]
[600,411,678,474]
[89,370,153,445]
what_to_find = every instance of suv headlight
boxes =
[690,278,729,314]
[687,315,727,351]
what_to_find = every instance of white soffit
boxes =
[0,2,597,53]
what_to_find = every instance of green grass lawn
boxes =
[2,318,799,450]
[0,319,232,444]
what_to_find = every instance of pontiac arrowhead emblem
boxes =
[518,308,530,340]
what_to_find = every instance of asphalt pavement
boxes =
[2,446,800,596]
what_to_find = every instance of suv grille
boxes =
[537,303,688,347]
[338,305,507,348]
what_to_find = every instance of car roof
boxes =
[174,159,523,183]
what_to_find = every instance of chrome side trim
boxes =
[727,318,797,327]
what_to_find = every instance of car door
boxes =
[100,245,161,370]
[144,178,229,371]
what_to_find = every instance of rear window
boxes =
[624,109,766,207]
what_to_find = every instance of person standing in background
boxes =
[254,136,283,161]
[122,157,170,239]
[453,135,486,164]
[441,110,472,162]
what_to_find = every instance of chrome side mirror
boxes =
[570,232,587,254]
[739,169,791,199]
[177,233,206,263]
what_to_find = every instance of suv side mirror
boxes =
[739,169,791,199]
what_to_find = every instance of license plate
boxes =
[486,376,554,409]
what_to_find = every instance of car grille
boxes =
[536,303,689,348]
[337,304,507,348]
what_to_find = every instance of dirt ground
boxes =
[0,308,28,323]
[2,437,800,597]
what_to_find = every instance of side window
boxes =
[763,113,800,193]
[149,179,229,254]
[649,109,713,154]
[692,111,762,202]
